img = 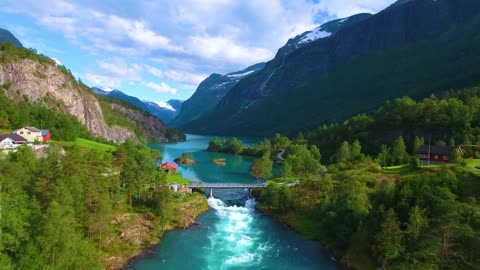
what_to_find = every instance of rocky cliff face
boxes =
[0,58,169,142]
[108,103,168,142]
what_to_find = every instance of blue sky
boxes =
[0,0,395,104]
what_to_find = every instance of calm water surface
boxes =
[128,134,338,270]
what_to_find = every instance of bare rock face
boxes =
[109,103,168,142]
[0,59,161,142]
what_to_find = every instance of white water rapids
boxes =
[205,197,272,269]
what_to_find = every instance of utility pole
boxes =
[427,138,431,165]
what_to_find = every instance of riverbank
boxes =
[255,203,374,270]
[105,192,208,270]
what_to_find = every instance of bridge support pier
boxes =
[249,188,252,198]
[209,188,213,198]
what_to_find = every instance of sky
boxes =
[0,0,396,104]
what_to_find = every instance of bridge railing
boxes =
[187,183,268,189]
[186,180,300,189]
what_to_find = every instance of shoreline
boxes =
[254,204,344,267]
[107,193,209,270]
[120,209,209,270]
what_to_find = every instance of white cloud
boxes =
[145,82,177,94]
[51,57,62,65]
[1,0,396,98]
[189,35,273,65]
[315,0,396,18]
[155,101,176,111]
[144,65,207,86]
[84,73,120,87]
[97,58,143,80]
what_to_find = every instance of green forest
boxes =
[209,86,480,269]
[0,140,206,269]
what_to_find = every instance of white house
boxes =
[14,126,42,142]
[0,134,28,150]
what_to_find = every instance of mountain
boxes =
[182,0,480,136]
[91,87,182,124]
[170,62,265,128]
[0,28,23,48]
[167,99,183,112]
[0,41,178,142]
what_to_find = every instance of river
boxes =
[127,134,339,270]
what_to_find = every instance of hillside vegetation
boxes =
[222,86,480,269]
[0,140,206,270]
[0,42,184,143]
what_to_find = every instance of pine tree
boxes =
[412,136,424,154]
[406,205,428,241]
[336,141,350,163]
[309,145,321,162]
[377,144,389,167]
[351,139,362,161]
[391,136,408,165]
[375,208,404,267]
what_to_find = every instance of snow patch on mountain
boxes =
[298,28,331,44]
[227,69,257,78]
[100,87,114,92]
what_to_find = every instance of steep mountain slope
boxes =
[184,0,480,136]
[0,43,175,142]
[0,28,23,48]
[171,62,265,128]
[166,99,183,112]
[92,87,181,124]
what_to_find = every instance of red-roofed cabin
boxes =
[417,145,460,163]
[41,130,50,143]
[160,162,178,174]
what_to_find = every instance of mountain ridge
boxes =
[170,62,265,128]
[180,0,480,136]
[91,87,182,124]
[0,28,23,48]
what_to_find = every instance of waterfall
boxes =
[206,197,271,269]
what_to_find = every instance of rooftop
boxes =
[417,145,455,156]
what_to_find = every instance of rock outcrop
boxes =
[0,58,169,142]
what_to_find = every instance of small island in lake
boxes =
[174,152,196,164]
[212,158,226,166]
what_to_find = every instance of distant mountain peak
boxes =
[0,28,23,48]
[289,13,372,47]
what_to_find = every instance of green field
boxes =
[465,159,480,176]
[54,138,117,152]
[165,173,191,185]
[382,164,413,174]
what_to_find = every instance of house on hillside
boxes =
[0,134,28,150]
[14,126,42,142]
[41,130,51,143]
[417,145,461,164]
[160,161,178,174]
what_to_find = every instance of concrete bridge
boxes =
[187,180,300,197]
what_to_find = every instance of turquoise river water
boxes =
[127,134,339,270]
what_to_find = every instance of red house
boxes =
[417,145,459,163]
[41,130,51,143]
[160,162,178,174]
